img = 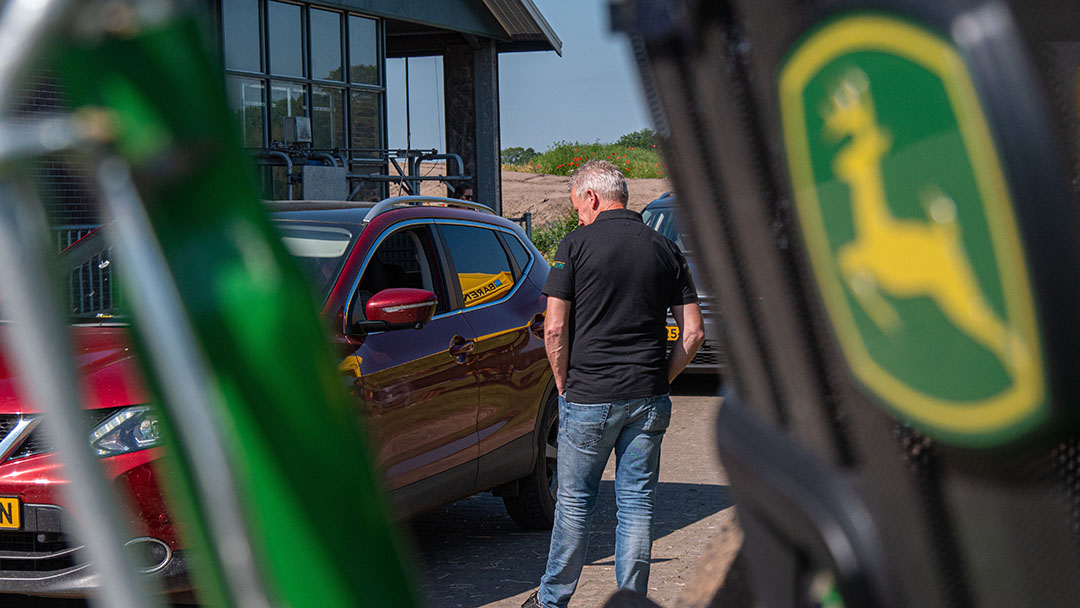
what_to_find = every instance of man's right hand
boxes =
[545,296,572,396]
[667,302,705,382]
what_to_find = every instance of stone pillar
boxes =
[443,44,476,198]
[473,40,502,215]
[443,41,501,214]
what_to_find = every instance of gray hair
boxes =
[569,160,628,205]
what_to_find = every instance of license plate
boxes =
[0,496,19,530]
[666,325,679,341]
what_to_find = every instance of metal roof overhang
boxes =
[480,0,562,56]
[328,0,560,57]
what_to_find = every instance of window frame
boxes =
[433,220,529,314]
[219,0,387,155]
[496,231,534,281]
[342,219,458,334]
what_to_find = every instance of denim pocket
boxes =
[642,395,672,432]
[561,400,611,449]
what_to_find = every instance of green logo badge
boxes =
[778,14,1046,446]
[552,261,566,270]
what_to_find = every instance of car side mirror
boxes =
[353,288,437,334]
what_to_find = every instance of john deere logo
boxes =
[779,14,1047,446]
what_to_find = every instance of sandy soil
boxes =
[497,168,673,226]
[410,163,673,226]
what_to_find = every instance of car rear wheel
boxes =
[503,391,558,529]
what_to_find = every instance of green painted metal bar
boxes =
[55,3,418,606]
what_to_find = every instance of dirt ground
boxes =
[411,163,673,226]
[496,169,673,226]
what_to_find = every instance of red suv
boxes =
[0,197,558,597]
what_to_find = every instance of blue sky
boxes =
[386,1,652,153]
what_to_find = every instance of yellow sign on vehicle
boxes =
[460,271,514,307]
[666,325,679,341]
[0,497,20,529]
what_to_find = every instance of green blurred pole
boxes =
[56,6,417,607]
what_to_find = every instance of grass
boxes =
[508,140,668,179]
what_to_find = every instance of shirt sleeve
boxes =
[671,248,699,306]
[542,238,575,301]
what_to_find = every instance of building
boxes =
[217,0,561,213]
[28,0,561,232]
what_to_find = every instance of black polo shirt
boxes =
[543,208,698,403]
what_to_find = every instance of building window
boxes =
[349,15,379,85]
[350,90,380,151]
[312,86,345,149]
[270,81,307,143]
[221,0,385,200]
[310,9,343,81]
[226,76,266,148]
[268,1,304,77]
[222,0,261,72]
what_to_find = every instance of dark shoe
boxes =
[521,590,543,608]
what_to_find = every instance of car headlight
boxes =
[89,406,163,456]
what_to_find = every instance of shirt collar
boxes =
[593,208,642,223]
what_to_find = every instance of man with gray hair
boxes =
[524,160,705,608]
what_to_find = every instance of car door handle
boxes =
[529,313,545,339]
[449,336,475,364]
[449,341,475,355]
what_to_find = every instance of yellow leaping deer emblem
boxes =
[823,70,1031,378]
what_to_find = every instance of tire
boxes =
[503,391,558,529]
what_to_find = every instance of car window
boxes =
[277,224,355,303]
[641,204,688,250]
[439,224,515,309]
[502,233,532,278]
[351,225,447,327]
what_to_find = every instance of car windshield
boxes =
[59,222,357,321]
[641,204,690,251]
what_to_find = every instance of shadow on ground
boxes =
[406,481,732,608]
[670,374,722,397]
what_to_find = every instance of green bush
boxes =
[531,210,579,263]
[501,130,667,179]
[527,140,666,179]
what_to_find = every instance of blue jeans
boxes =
[538,394,671,608]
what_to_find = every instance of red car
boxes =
[0,197,558,597]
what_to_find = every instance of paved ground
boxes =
[405,375,741,608]
[6,377,738,608]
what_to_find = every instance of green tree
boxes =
[616,128,656,149]
[501,146,538,166]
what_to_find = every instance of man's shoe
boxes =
[521,590,543,608]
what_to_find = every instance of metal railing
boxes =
[507,211,532,238]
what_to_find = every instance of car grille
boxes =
[0,532,81,573]
[692,339,725,367]
[0,416,17,442]
[0,408,122,463]
[0,505,84,574]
